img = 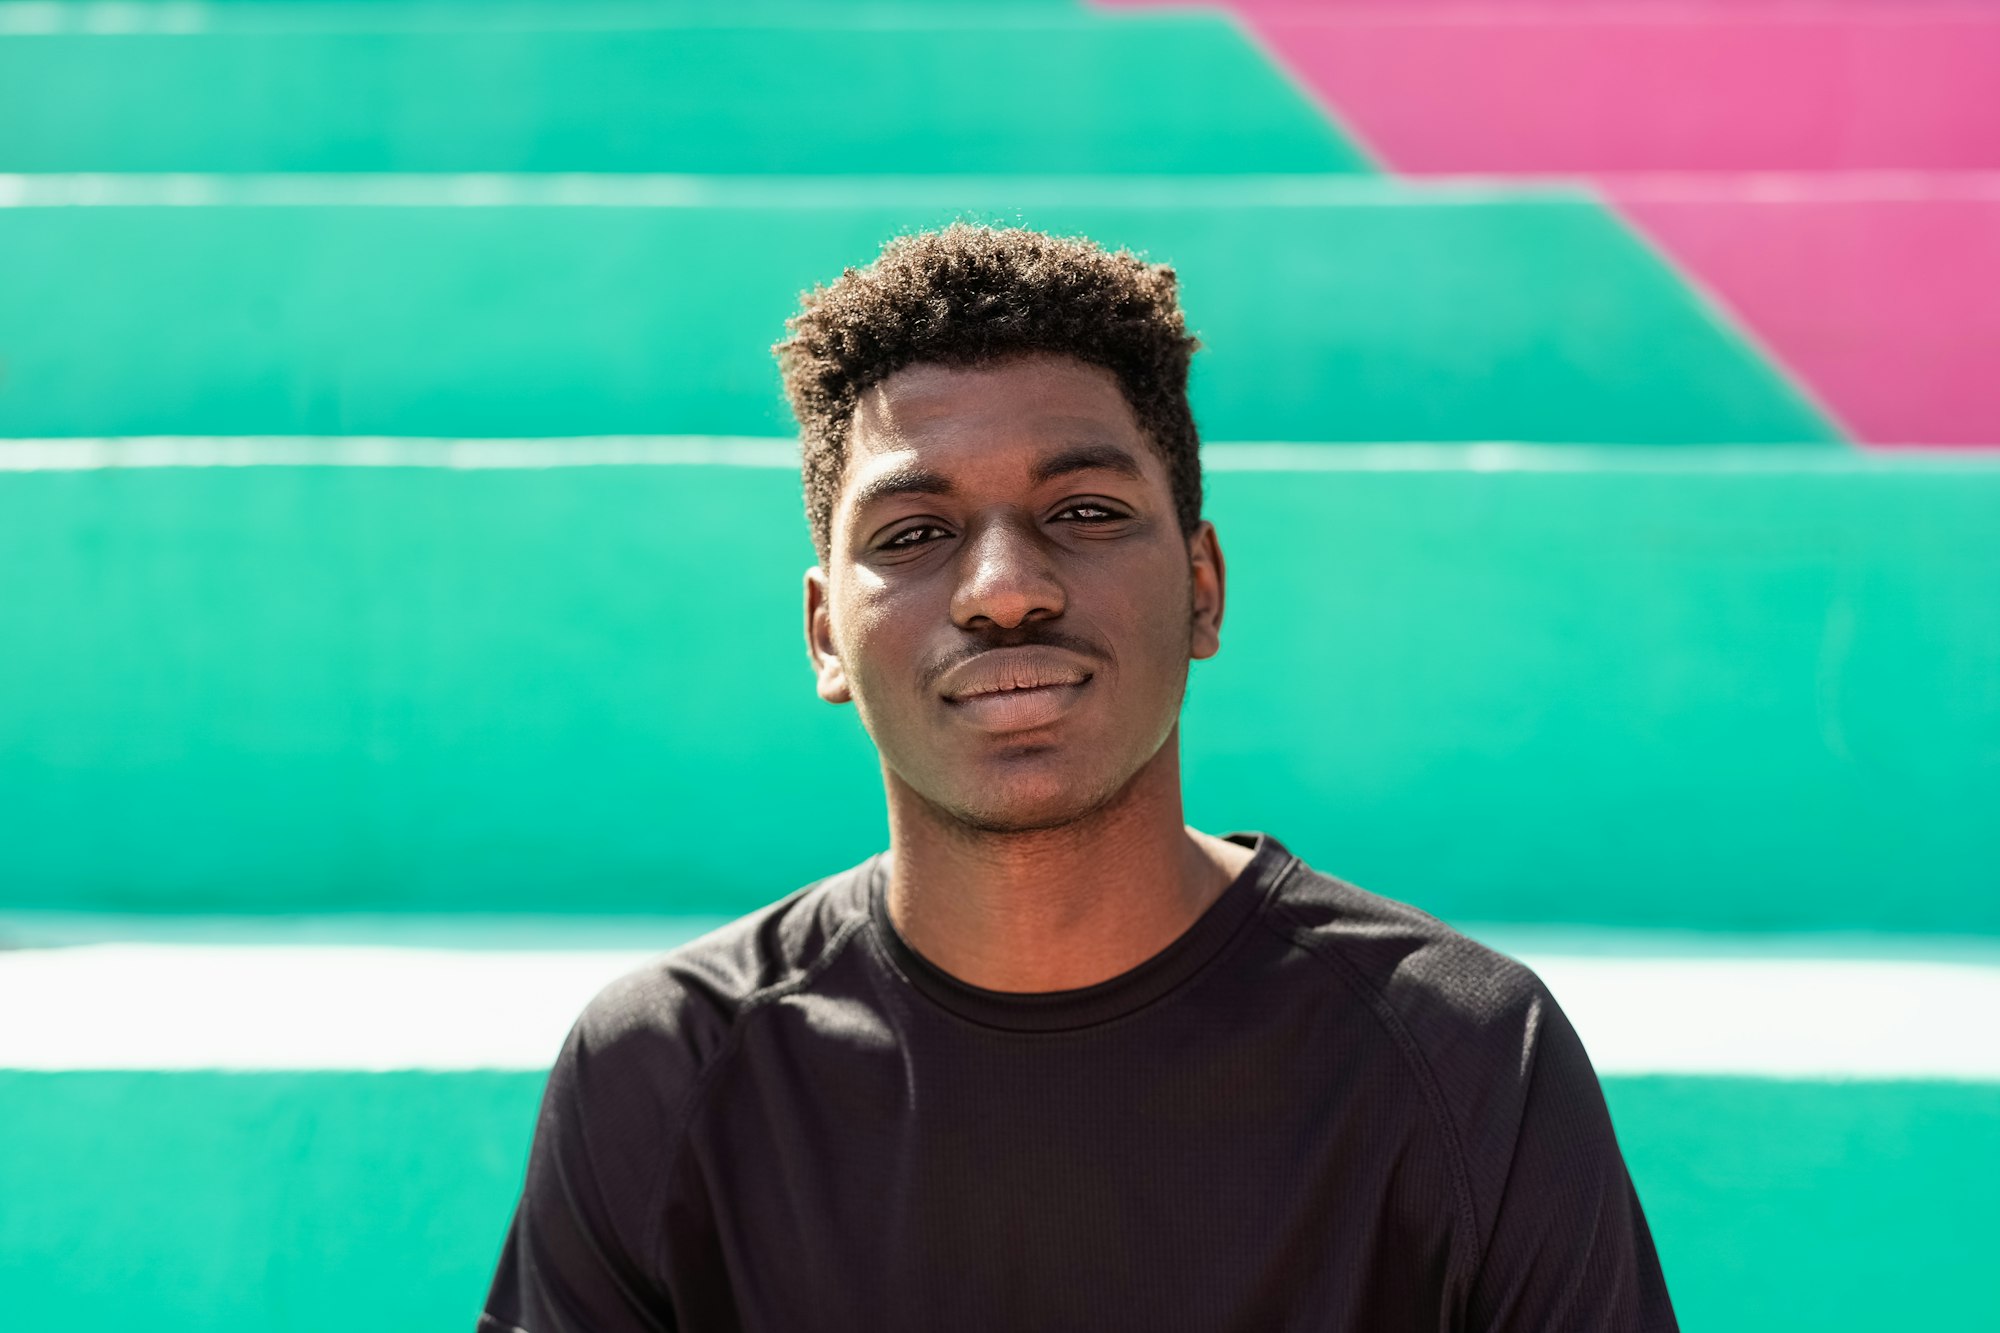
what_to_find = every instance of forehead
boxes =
[845,355,1152,480]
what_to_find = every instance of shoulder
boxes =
[1257,849,1572,1248]
[1260,853,1550,1051]
[561,858,877,1116]
[489,866,878,1322]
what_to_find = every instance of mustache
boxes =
[918,625,1104,695]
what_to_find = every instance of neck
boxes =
[879,729,1255,992]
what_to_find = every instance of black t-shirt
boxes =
[480,831,1676,1332]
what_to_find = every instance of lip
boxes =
[938,646,1094,700]
[938,646,1096,734]
[947,679,1090,733]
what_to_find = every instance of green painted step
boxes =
[1,450,1992,932]
[0,15,1361,173]
[1,1069,1990,1333]
[0,186,1838,442]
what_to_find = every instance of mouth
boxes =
[936,646,1098,734]
[944,677,1092,734]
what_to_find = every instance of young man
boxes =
[480,225,1677,1332]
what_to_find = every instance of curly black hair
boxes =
[774,223,1203,565]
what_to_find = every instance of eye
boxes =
[1055,502,1127,524]
[884,524,950,549]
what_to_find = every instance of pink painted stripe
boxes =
[1614,190,2000,445]
[1101,2,2000,16]
[1098,0,2000,443]
[1210,10,2000,172]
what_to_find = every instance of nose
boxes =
[949,512,1067,631]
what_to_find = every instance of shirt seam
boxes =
[1255,899,1485,1293]
[1464,988,1552,1313]
[642,908,875,1277]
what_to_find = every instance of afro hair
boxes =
[774,223,1204,564]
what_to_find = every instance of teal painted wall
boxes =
[3,1070,1992,1332]
[1614,1077,2000,1332]
[0,194,1836,442]
[2,456,1993,931]
[0,17,1362,174]
[4,7,1986,1332]
[0,1071,542,1333]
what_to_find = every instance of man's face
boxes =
[805,354,1225,833]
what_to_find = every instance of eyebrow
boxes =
[1030,443,1146,487]
[849,442,1146,516]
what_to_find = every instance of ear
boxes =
[804,565,852,703]
[1187,520,1226,661]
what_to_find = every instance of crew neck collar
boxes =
[866,830,1295,1033]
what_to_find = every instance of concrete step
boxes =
[2,1060,1992,1332]
[0,179,1837,441]
[1142,1,2000,172]
[1,443,1992,931]
[1611,177,2000,445]
[1107,1,2000,443]
[0,12,1363,173]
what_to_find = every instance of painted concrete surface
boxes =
[1617,182,2000,445]
[2,1069,1994,1332]
[1115,1,2000,445]
[2,7,1990,1332]
[5,938,1997,1076]
[0,186,1836,442]
[2,451,1995,929]
[0,16,1365,173]
[1200,5,2000,173]
[3,915,1997,1330]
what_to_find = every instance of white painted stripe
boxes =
[1244,5,2000,32]
[1591,170,2000,205]
[0,172,1586,210]
[1201,442,1999,473]
[0,1,1158,38]
[8,0,1997,40]
[1525,955,2000,1081]
[0,435,800,470]
[8,3,1999,39]
[0,944,661,1071]
[1,943,1995,1077]
[0,909,730,951]
[4,171,1996,211]
[4,437,1996,474]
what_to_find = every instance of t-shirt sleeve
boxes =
[478,983,695,1333]
[1465,995,1678,1333]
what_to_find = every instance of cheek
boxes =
[1130,557,1196,646]
[1101,570,1195,694]
[834,584,923,702]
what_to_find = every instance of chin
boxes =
[948,802,1090,836]
[927,762,1132,835]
